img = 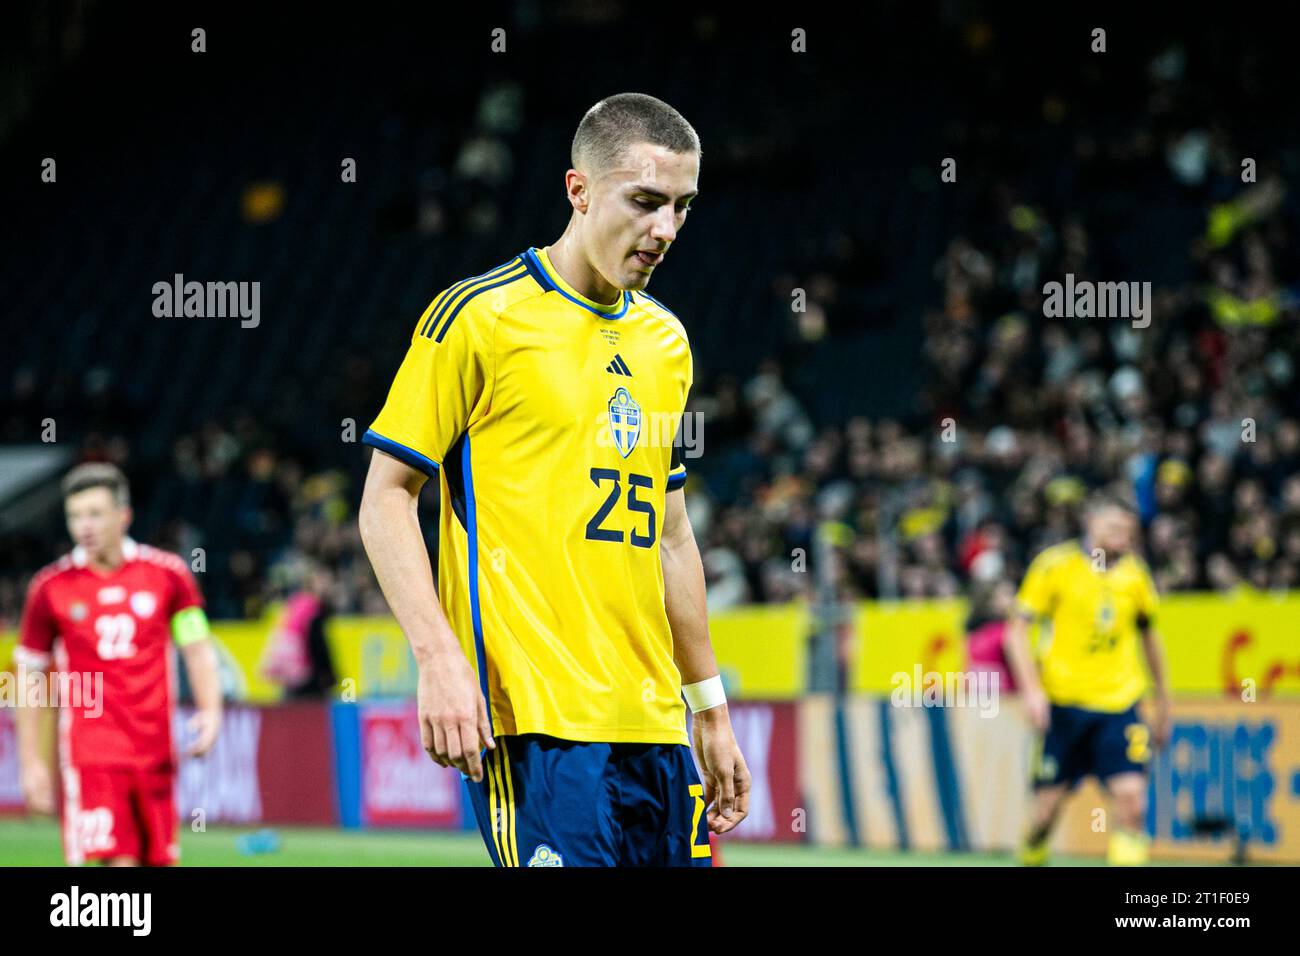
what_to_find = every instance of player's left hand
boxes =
[692,705,750,835]
[186,708,222,757]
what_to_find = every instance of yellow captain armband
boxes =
[171,606,211,647]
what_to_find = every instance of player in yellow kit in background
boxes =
[1004,494,1172,866]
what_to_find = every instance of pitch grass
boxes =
[0,818,1221,867]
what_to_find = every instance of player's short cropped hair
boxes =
[1083,489,1135,520]
[571,93,701,174]
[62,462,130,507]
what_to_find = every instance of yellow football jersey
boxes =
[364,247,692,744]
[1015,539,1160,712]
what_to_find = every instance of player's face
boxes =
[65,487,130,559]
[586,141,698,292]
[1087,507,1135,558]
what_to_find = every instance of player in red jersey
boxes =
[13,463,222,866]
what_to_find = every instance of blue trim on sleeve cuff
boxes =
[666,471,687,490]
[362,429,441,477]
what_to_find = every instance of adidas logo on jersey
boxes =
[605,354,633,376]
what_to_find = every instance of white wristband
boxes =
[682,675,726,713]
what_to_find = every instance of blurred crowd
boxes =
[3,25,1299,630]
[687,97,1300,608]
[683,36,1299,610]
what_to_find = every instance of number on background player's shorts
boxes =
[1032,703,1150,789]
[63,765,179,866]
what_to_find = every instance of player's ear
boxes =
[565,169,589,213]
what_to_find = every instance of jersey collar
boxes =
[72,536,138,568]
[529,247,630,319]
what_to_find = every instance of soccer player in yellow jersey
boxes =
[1004,494,1172,866]
[358,93,749,866]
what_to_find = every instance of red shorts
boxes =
[61,764,179,866]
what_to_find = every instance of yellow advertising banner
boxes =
[847,590,1300,698]
[1157,591,1300,695]
[325,615,419,699]
[3,589,1296,702]
[707,601,807,699]
[851,599,968,695]
[209,613,285,703]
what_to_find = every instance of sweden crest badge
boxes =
[608,386,641,458]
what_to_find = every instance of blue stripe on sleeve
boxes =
[463,436,490,708]
[362,429,441,477]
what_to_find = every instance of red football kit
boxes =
[17,537,203,864]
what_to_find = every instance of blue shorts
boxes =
[464,734,713,867]
[1032,703,1151,789]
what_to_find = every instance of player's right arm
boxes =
[360,453,494,781]
[358,292,497,782]
[1005,548,1057,734]
[14,575,56,815]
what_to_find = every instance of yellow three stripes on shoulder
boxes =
[487,740,518,867]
